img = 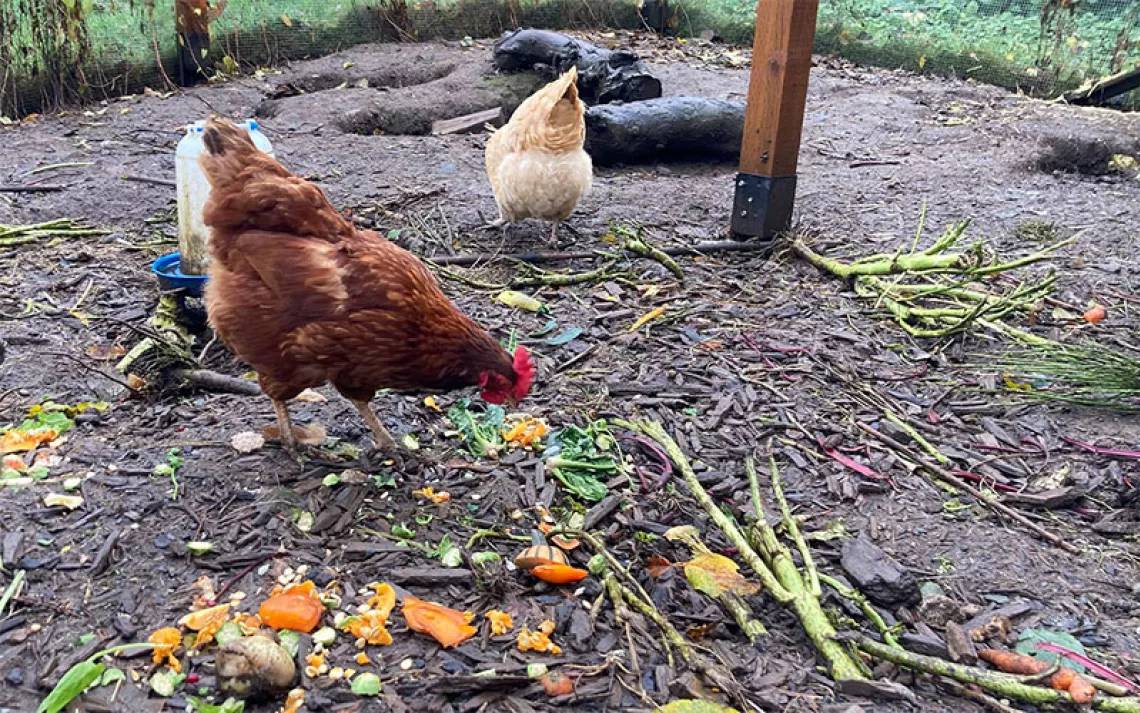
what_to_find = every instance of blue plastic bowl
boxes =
[152,252,209,297]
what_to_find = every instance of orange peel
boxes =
[402,597,477,648]
[148,627,183,672]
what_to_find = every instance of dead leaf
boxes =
[647,555,673,579]
[280,14,292,26]
[683,553,762,598]
[262,422,327,446]
[657,701,741,713]
[294,388,327,403]
[44,493,84,510]
[628,306,666,332]
[86,343,127,360]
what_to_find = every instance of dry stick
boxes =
[89,527,122,577]
[0,184,65,193]
[171,369,262,396]
[426,239,772,267]
[857,637,1140,713]
[881,408,950,465]
[19,162,93,177]
[601,571,655,672]
[857,422,1081,554]
[122,175,175,188]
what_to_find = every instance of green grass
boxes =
[674,0,1138,95]
[3,0,1138,116]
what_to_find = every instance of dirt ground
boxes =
[2,31,1140,713]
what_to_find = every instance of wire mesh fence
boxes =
[1,0,1137,118]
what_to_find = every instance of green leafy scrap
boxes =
[447,399,506,458]
[543,421,621,502]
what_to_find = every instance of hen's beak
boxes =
[506,396,520,410]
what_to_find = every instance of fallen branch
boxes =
[857,422,1081,554]
[426,239,771,267]
[626,420,866,681]
[792,220,1075,340]
[857,637,1140,712]
[611,223,685,281]
[0,219,109,247]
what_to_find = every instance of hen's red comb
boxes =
[512,345,536,401]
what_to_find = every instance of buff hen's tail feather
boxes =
[199,116,352,242]
[496,66,585,154]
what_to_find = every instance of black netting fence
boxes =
[1,0,1138,118]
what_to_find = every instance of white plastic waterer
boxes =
[175,119,274,276]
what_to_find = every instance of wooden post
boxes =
[730,0,819,239]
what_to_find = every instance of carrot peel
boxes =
[979,648,1096,703]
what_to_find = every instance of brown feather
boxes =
[199,117,525,405]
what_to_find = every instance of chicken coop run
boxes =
[0,0,1137,117]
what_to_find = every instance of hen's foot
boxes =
[479,218,507,231]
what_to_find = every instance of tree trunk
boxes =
[492,28,662,105]
[584,97,744,165]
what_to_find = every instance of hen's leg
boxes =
[549,221,560,245]
[351,399,397,450]
[272,399,299,454]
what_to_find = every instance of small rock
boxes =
[16,557,44,570]
[840,536,918,607]
[153,533,172,549]
[5,668,23,686]
[945,621,978,664]
[113,613,137,639]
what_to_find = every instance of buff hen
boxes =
[485,66,592,244]
[198,117,535,453]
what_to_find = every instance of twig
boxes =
[619,229,685,281]
[626,421,792,602]
[0,184,66,193]
[882,408,950,465]
[608,572,750,710]
[89,528,122,577]
[426,239,772,266]
[626,420,865,681]
[208,552,282,606]
[122,175,176,188]
[171,369,261,396]
[0,570,26,616]
[19,162,93,177]
[857,422,1081,554]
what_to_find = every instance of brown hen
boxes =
[199,117,535,453]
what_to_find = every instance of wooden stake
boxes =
[731,0,819,239]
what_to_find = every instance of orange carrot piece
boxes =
[979,649,1096,703]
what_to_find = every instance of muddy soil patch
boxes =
[0,33,1139,713]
